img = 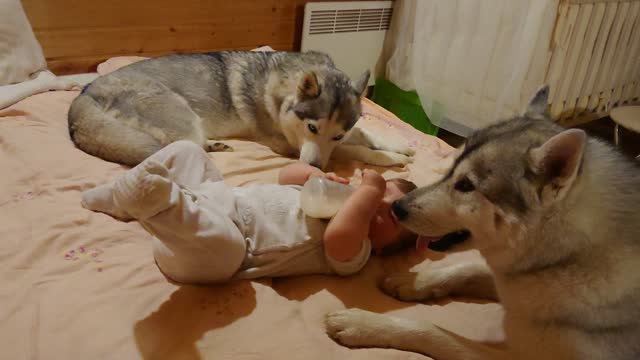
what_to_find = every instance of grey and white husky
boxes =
[68,51,414,168]
[326,87,640,360]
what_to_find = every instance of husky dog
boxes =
[67,51,414,169]
[325,87,640,360]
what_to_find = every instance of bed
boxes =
[0,57,504,360]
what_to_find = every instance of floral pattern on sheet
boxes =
[13,191,36,201]
[64,246,104,271]
[0,191,40,207]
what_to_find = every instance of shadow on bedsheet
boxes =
[270,251,431,313]
[271,247,491,313]
[133,281,256,360]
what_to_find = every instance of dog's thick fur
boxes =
[325,87,640,360]
[68,51,413,168]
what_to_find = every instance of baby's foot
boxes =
[81,183,133,220]
[112,160,174,220]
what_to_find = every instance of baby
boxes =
[82,140,418,284]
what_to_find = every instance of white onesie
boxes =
[82,141,370,284]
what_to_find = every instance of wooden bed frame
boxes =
[22,0,372,75]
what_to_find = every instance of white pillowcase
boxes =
[0,0,47,86]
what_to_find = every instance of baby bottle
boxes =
[300,176,354,219]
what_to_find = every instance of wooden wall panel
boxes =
[23,0,296,28]
[21,0,350,74]
[35,22,296,58]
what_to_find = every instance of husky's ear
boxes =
[351,70,370,97]
[298,72,320,99]
[529,129,586,203]
[525,85,550,119]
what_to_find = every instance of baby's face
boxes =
[368,181,411,251]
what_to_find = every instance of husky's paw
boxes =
[367,151,414,167]
[395,144,416,157]
[376,142,416,157]
[394,153,413,166]
[326,309,399,348]
[205,141,234,152]
[382,268,458,302]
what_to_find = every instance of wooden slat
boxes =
[565,3,603,119]
[555,3,593,120]
[620,14,640,102]
[545,2,570,100]
[612,3,640,105]
[571,2,607,117]
[589,1,630,110]
[577,2,617,111]
[630,6,640,100]
[619,5,640,102]
[547,3,579,118]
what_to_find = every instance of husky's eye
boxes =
[332,134,344,141]
[308,123,318,134]
[454,177,475,193]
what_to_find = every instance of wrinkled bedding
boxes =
[0,57,503,360]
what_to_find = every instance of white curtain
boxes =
[378,0,559,136]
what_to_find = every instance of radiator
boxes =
[301,1,393,86]
[547,0,640,125]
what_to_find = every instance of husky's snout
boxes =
[300,141,330,170]
[392,194,471,251]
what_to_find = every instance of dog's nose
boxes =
[392,200,409,221]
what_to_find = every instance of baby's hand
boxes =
[360,169,386,194]
[323,172,349,184]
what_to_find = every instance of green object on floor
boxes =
[371,78,439,136]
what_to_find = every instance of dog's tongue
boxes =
[415,236,440,251]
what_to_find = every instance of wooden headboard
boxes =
[22,0,365,75]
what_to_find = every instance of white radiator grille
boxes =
[302,1,393,86]
[309,8,392,35]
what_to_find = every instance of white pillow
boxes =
[0,0,47,85]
